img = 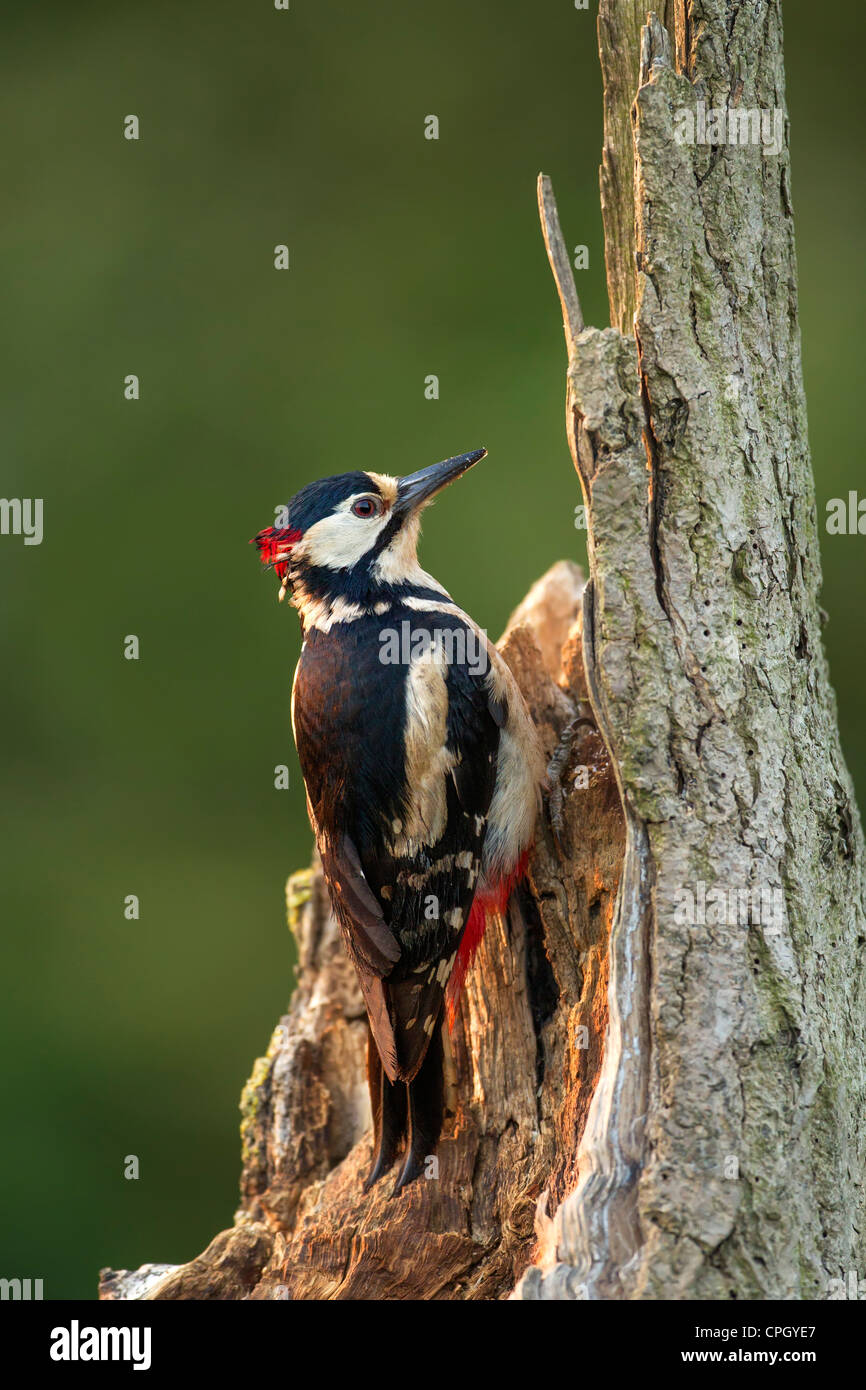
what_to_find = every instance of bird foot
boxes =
[390,1148,425,1197]
[546,708,597,841]
[363,1152,393,1193]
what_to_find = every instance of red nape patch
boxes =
[445,849,531,1031]
[250,526,302,582]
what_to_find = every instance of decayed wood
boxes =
[98,562,625,1300]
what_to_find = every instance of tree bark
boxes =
[521,4,866,1300]
[100,3,865,1301]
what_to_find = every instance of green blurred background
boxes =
[0,2,862,1298]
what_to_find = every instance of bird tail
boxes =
[365,1018,445,1194]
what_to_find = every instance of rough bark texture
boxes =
[100,2,866,1301]
[518,5,865,1299]
[99,563,625,1300]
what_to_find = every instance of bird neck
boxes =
[289,561,452,636]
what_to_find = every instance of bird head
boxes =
[252,448,486,605]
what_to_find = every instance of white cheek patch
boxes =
[294,496,391,570]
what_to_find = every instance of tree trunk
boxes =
[99,4,865,1301]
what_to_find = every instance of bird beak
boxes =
[394,448,487,517]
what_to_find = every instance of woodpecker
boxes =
[252,449,544,1193]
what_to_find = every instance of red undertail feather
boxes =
[445,849,531,1030]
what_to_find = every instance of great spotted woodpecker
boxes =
[253,449,544,1192]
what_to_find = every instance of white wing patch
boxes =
[392,641,456,855]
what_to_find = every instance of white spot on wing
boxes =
[436,953,456,984]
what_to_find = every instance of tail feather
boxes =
[365,1018,445,1195]
[365,1030,407,1190]
[394,1022,445,1193]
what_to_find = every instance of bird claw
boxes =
[546,709,597,843]
[391,1151,423,1197]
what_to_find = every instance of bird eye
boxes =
[352,496,383,518]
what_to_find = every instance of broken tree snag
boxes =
[522,175,657,1301]
[97,562,625,1302]
[520,9,866,1301]
[597,0,646,334]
